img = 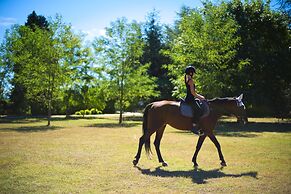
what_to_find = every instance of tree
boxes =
[0,36,13,114]
[141,10,174,101]
[59,28,103,117]
[166,3,240,99]
[8,11,50,115]
[93,18,158,123]
[25,10,49,31]
[227,0,291,117]
[4,15,80,125]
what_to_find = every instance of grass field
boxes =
[0,116,290,193]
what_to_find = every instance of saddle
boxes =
[179,99,210,119]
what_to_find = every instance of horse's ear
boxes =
[237,94,243,101]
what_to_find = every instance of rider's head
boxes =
[185,66,196,76]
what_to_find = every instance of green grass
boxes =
[0,116,290,193]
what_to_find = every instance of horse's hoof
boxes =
[162,162,168,167]
[133,159,138,166]
[193,163,199,168]
[221,162,227,167]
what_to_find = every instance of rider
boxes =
[184,65,205,136]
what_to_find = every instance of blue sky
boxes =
[0,0,202,42]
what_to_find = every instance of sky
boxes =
[0,0,203,42]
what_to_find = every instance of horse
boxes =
[133,94,248,167]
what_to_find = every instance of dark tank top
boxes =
[184,75,195,102]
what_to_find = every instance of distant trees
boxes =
[227,0,291,117]
[165,0,290,117]
[4,15,67,125]
[0,12,97,125]
[93,18,158,123]
[141,10,174,101]
[166,2,240,98]
[10,11,50,115]
[0,0,290,120]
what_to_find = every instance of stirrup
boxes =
[191,127,204,136]
[197,129,204,136]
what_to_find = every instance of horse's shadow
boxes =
[135,166,258,184]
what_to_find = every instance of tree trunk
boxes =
[119,108,123,124]
[65,92,71,119]
[119,93,123,124]
[119,72,124,124]
[47,99,51,126]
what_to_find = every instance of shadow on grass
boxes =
[0,117,47,124]
[0,116,97,124]
[0,115,143,123]
[0,125,62,132]
[172,121,291,138]
[87,122,140,128]
[215,122,291,137]
[135,166,258,184]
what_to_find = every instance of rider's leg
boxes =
[190,101,204,136]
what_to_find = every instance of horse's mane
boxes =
[208,97,236,103]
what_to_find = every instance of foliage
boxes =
[75,108,102,117]
[25,10,49,31]
[227,0,291,116]
[8,11,50,115]
[141,10,174,101]
[166,2,240,99]
[0,1,290,118]
[164,0,290,117]
[93,18,158,123]
[59,27,105,116]
[1,15,81,125]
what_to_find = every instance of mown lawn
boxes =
[0,116,290,193]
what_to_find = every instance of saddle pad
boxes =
[180,100,210,118]
[180,101,193,118]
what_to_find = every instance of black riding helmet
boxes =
[185,66,196,75]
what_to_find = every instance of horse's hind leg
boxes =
[154,125,167,166]
[133,128,156,166]
[133,135,145,166]
[208,134,227,166]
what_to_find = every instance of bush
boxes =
[85,109,91,115]
[80,110,85,117]
[90,108,102,114]
[90,108,97,114]
[75,108,102,117]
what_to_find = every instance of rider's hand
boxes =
[198,95,205,100]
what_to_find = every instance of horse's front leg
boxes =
[208,133,227,166]
[192,134,206,167]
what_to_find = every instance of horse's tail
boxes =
[143,103,153,158]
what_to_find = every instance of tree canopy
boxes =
[93,18,158,123]
[0,1,290,122]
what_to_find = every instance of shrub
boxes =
[90,108,102,114]
[85,109,91,115]
[79,110,85,117]
[75,111,81,115]
[90,108,97,114]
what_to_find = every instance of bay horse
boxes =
[133,94,248,167]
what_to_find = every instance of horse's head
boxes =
[234,94,248,125]
[209,94,248,125]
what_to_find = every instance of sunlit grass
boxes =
[0,117,290,193]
